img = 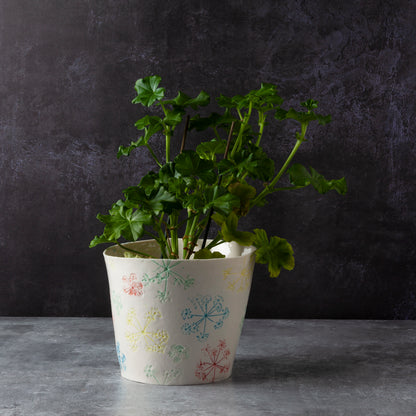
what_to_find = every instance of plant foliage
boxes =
[90,75,346,276]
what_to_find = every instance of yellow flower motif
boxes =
[125,307,168,353]
[223,265,251,292]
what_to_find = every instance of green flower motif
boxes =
[168,344,190,363]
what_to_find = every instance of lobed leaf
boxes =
[93,200,153,243]
[220,212,254,246]
[275,107,331,126]
[196,139,227,161]
[193,249,225,259]
[174,150,216,184]
[253,229,294,277]
[163,90,210,110]
[132,75,165,107]
[189,112,236,132]
[288,163,347,195]
[117,136,146,158]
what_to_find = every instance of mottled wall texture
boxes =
[0,0,415,318]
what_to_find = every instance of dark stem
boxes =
[180,115,190,153]
[201,121,236,249]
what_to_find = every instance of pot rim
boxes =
[103,238,256,262]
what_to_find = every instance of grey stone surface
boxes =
[1,318,416,415]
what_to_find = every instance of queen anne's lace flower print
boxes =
[223,263,252,292]
[195,339,231,383]
[142,259,194,303]
[168,344,190,363]
[116,341,126,371]
[181,295,229,341]
[144,364,181,385]
[122,273,144,296]
[125,307,168,353]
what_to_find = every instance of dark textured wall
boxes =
[1,0,415,318]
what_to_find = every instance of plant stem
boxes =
[146,144,162,167]
[213,127,221,141]
[182,209,193,258]
[169,213,179,258]
[256,112,266,146]
[252,123,308,206]
[117,243,152,258]
[160,102,173,163]
[231,101,252,158]
[165,133,171,163]
[155,214,169,258]
[204,235,223,251]
[184,214,199,258]
[201,121,235,249]
[180,115,190,153]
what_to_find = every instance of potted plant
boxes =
[90,75,346,385]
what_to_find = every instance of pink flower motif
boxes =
[195,339,231,383]
[122,273,144,296]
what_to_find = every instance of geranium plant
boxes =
[90,75,346,277]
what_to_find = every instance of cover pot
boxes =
[104,239,255,385]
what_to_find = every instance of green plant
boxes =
[90,75,346,277]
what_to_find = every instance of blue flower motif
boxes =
[116,342,126,371]
[181,308,193,320]
[181,295,229,341]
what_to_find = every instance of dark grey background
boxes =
[0,0,415,318]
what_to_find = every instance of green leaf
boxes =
[253,229,294,277]
[118,116,164,158]
[275,107,331,126]
[228,182,256,215]
[123,185,180,214]
[148,186,180,214]
[138,172,159,196]
[163,109,183,127]
[95,200,153,242]
[164,90,210,110]
[132,75,165,107]
[211,212,226,226]
[288,164,347,195]
[134,116,164,143]
[174,150,216,184]
[189,112,236,132]
[217,83,282,113]
[117,136,146,158]
[218,144,275,182]
[220,212,254,246]
[196,139,227,160]
[301,99,318,110]
[134,115,161,130]
[247,83,283,111]
[211,191,240,216]
[217,94,247,109]
[89,233,115,248]
[125,209,153,240]
[193,249,225,259]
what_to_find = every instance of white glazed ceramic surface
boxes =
[104,239,256,385]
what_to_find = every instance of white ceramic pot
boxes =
[104,239,256,385]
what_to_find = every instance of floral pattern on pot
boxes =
[195,339,231,383]
[125,307,169,353]
[142,259,194,303]
[122,273,144,297]
[144,364,181,385]
[116,341,126,371]
[111,290,123,316]
[181,295,229,342]
[168,344,190,363]
[223,265,252,292]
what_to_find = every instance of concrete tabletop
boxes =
[1,318,415,415]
